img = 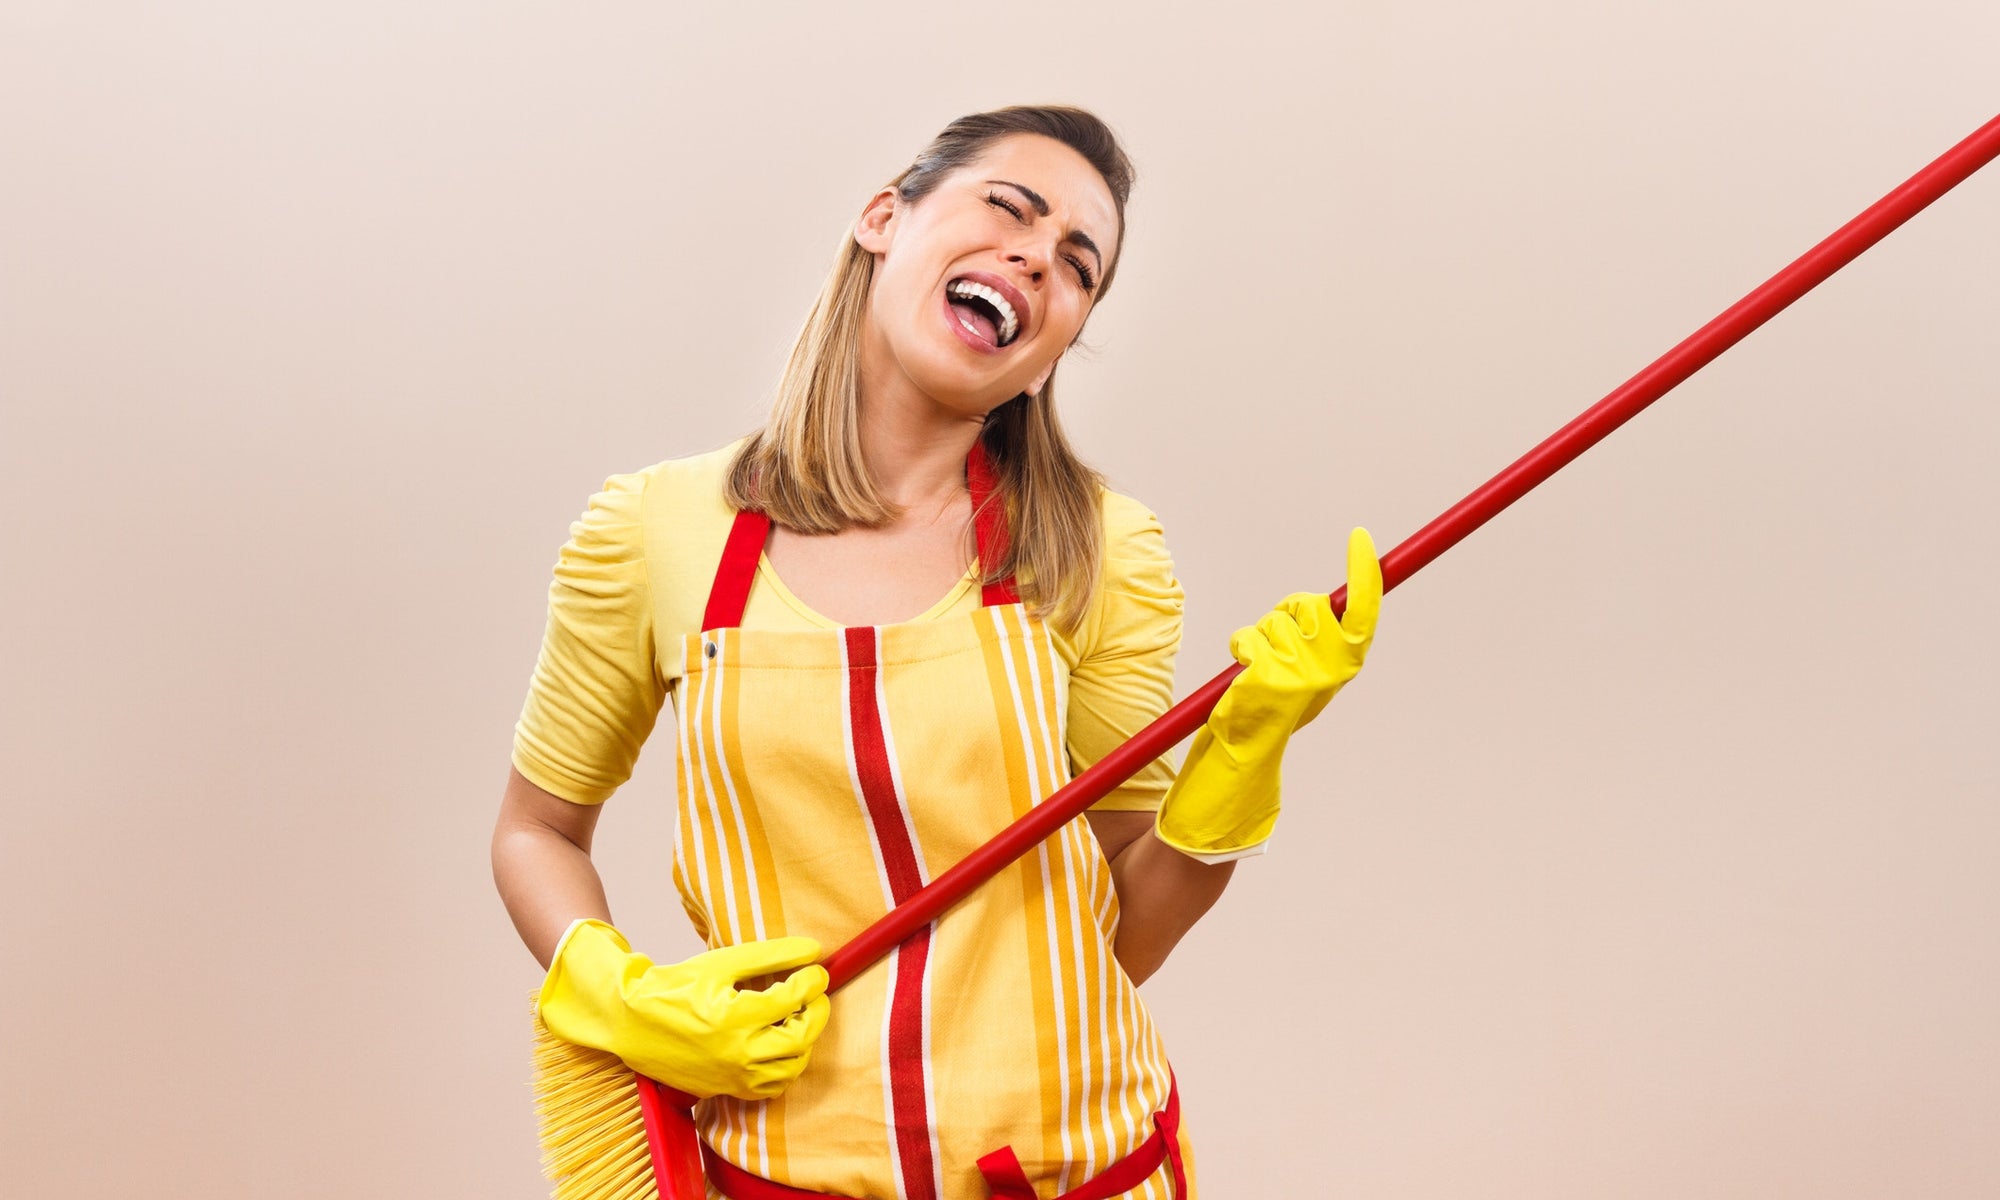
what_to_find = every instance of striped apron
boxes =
[672,444,1193,1200]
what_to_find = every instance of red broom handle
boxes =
[822,111,2000,992]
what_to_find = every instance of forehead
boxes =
[953,134,1120,245]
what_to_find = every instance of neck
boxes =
[855,394,983,519]
[855,323,987,518]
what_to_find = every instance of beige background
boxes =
[3,3,1997,1197]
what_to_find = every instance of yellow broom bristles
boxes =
[530,994,660,1200]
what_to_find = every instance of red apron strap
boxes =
[1156,1073,1188,1198]
[974,1074,1184,1200]
[966,438,1021,607]
[973,1146,1041,1199]
[704,444,1019,632]
[708,1075,1181,1199]
[702,508,771,632]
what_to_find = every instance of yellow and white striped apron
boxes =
[670,447,1194,1200]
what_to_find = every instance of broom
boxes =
[530,110,2000,1200]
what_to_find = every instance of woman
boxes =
[493,105,1381,1200]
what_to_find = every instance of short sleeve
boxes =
[1065,493,1185,812]
[512,472,667,805]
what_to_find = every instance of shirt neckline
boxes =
[753,553,980,630]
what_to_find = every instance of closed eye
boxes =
[986,192,1097,291]
[987,192,1026,221]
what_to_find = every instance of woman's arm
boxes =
[1087,811,1234,985]
[492,766,612,970]
[501,470,665,969]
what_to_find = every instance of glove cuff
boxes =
[1153,726,1283,860]
[547,916,595,969]
[1151,828,1271,864]
[535,918,629,1025]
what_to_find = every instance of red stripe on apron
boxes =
[843,625,940,1200]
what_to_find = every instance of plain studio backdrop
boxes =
[3,4,1996,1197]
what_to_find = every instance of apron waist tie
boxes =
[704,1074,1184,1200]
[976,1073,1183,1200]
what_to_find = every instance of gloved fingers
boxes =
[730,962,830,1028]
[1225,620,1270,668]
[1220,607,1309,737]
[735,995,831,1100]
[695,935,825,984]
[1240,605,1315,695]
[1272,592,1336,640]
[1256,605,1309,659]
[737,1048,815,1100]
[748,991,831,1062]
[1338,526,1382,644]
[1228,605,1308,669]
[798,988,831,1044]
[1265,597,1342,728]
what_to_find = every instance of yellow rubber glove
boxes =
[536,918,832,1101]
[1155,527,1383,862]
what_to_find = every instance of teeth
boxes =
[948,279,1019,345]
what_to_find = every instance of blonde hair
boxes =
[725,105,1136,634]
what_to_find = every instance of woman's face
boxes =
[854,133,1120,415]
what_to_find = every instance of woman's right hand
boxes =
[536,919,832,1100]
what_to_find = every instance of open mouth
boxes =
[945,277,1022,349]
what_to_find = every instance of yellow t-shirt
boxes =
[511,441,1184,811]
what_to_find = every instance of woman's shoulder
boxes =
[1095,485,1172,570]
[1079,483,1181,625]
[573,437,747,544]
[565,439,747,594]
[616,437,747,506]
[577,440,751,670]
[1058,483,1183,667]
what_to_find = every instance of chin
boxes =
[898,355,1032,417]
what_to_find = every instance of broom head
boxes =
[531,994,659,1200]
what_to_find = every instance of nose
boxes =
[1004,234,1052,286]
[1005,251,1044,286]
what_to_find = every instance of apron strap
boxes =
[701,507,773,633]
[974,1074,1185,1200]
[700,441,1021,631]
[704,1076,1182,1200]
[966,438,1022,607]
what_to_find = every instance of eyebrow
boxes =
[985,179,1105,271]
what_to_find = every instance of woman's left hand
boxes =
[1221,526,1381,737]
[1153,527,1382,862]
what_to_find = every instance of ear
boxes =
[853,187,900,255]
